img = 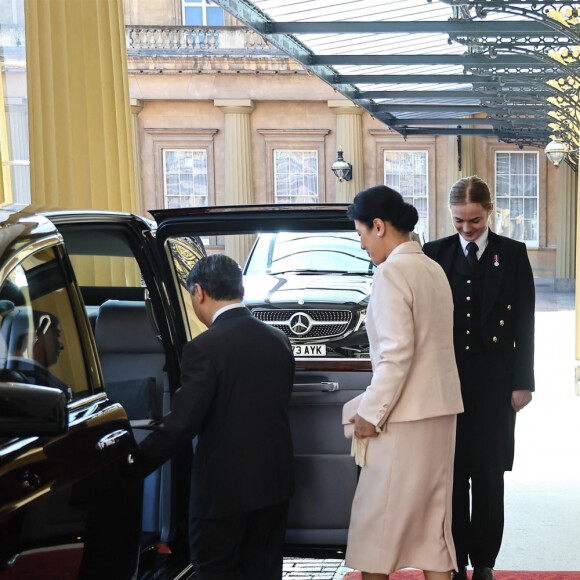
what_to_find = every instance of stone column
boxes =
[556,163,577,291]
[215,99,255,265]
[131,99,144,216]
[328,100,364,203]
[25,0,136,213]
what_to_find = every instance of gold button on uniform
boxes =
[465,346,470,350]
[507,305,512,311]
[493,336,498,343]
[466,296,471,301]
[467,280,471,284]
[499,320,504,326]
[467,313,471,318]
[466,330,470,335]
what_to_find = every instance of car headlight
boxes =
[354,309,366,331]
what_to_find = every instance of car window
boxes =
[0,246,91,400]
[166,230,372,359]
[244,232,375,275]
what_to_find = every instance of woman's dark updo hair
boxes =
[347,185,419,233]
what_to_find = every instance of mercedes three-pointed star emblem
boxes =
[289,312,313,336]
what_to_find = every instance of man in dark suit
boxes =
[138,254,295,580]
[423,176,535,580]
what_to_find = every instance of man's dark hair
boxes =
[185,254,244,301]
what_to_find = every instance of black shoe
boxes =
[472,567,494,580]
[451,569,467,580]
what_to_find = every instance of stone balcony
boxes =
[125,25,305,74]
[126,25,286,58]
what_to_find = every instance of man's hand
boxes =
[511,389,532,412]
[351,413,379,439]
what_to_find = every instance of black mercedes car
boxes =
[243,232,374,358]
[0,205,373,579]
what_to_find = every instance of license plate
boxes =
[292,344,326,357]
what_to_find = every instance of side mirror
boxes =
[0,382,68,437]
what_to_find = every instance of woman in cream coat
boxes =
[346,185,464,580]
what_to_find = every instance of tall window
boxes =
[1,0,29,206]
[384,151,428,239]
[183,0,224,25]
[274,150,319,204]
[495,152,538,246]
[163,150,208,209]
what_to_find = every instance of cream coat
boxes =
[345,241,464,575]
[357,241,463,427]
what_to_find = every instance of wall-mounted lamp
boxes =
[544,138,571,167]
[331,147,353,182]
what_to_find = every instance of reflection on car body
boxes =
[243,232,374,358]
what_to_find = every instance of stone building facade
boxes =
[0,0,575,281]
[124,0,568,279]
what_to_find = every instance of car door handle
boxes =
[97,429,130,450]
[293,381,339,392]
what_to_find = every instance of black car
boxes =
[0,205,373,579]
[243,232,374,358]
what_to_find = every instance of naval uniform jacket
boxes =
[423,231,535,471]
[138,307,295,519]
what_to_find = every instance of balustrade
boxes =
[125,25,277,54]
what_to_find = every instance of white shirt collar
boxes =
[212,302,246,324]
[458,228,489,260]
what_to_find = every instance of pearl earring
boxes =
[377,233,381,237]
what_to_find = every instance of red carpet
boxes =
[343,572,580,580]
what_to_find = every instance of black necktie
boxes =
[466,241,478,271]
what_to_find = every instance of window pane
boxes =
[523,176,536,197]
[496,175,509,197]
[524,153,537,174]
[274,150,318,203]
[524,198,537,220]
[495,151,538,245]
[165,151,179,173]
[206,6,224,25]
[184,6,203,25]
[496,153,509,174]
[510,174,523,196]
[383,151,428,238]
[164,149,208,208]
[181,174,193,195]
[511,153,523,174]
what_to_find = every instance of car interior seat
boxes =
[94,299,172,548]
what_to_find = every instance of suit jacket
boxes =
[357,241,463,427]
[423,231,535,393]
[138,307,295,519]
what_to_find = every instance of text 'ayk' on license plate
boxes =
[292,344,326,356]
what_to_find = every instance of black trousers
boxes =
[452,400,506,570]
[452,352,514,570]
[452,458,504,570]
[189,501,289,580]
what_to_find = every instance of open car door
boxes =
[152,204,373,553]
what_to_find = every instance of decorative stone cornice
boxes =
[127,55,306,75]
